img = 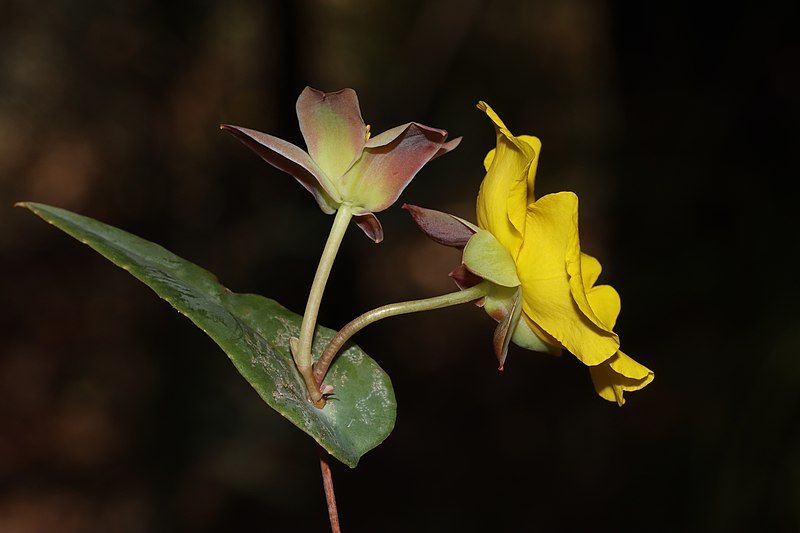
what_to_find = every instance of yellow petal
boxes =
[517,192,619,365]
[475,102,540,259]
[483,134,542,178]
[483,148,494,171]
[589,351,654,406]
[577,251,623,330]
[580,252,602,289]
[568,253,617,336]
[586,284,621,330]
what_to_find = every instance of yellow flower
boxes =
[404,102,653,405]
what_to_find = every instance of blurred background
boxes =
[2,0,798,531]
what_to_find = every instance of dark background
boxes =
[2,1,798,531]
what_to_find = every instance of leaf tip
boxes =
[14,201,45,215]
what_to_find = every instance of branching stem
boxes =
[313,282,490,386]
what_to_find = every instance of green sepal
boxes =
[462,230,520,287]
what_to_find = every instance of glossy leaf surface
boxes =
[19,202,396,467]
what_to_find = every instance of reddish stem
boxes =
[318,445,341,533]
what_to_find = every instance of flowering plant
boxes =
[19,87,651,531]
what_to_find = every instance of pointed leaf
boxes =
[18,202,395,468]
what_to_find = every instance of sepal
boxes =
[402,204,476,248]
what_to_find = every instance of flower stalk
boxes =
[313,282,490,387]
[295,205,353,404]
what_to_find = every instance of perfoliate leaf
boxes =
[19,202,396,468]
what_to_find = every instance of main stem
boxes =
[313,282,489,386]
[318,445,341,533]
[296,206,352,404]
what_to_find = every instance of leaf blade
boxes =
[18,202,396,467]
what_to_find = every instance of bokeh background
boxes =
[2,1,798,531]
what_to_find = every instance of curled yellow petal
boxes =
[589,351,654,406]
[585,284,621,330]
[580,252,602,289]
[475,102,540,259]
[568,251,617,337]
[580,252,621,331]
[517,192,619,365]
[483,135,542,175]
[581,246,653,405]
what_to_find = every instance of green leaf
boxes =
[18,202,396,468]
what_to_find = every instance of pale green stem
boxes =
[295,206,353,404]
[313,282,490,387]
